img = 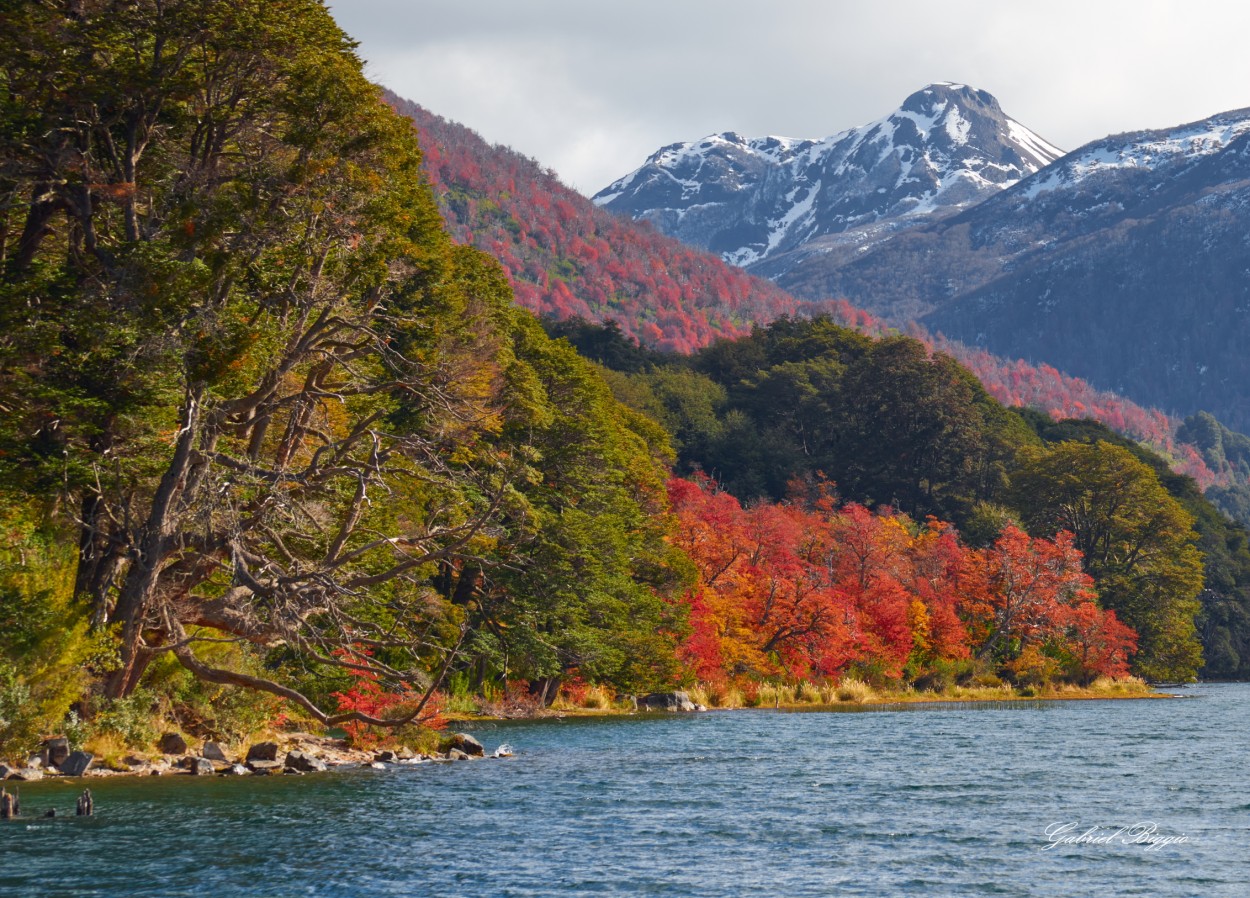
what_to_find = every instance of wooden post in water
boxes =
[0,788,15,820]
[76,789,93,817]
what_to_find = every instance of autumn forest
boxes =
[3,0,1250,764]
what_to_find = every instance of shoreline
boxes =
[0,731,510,790]
[448,683,1180,722]
[2,686,1182,788]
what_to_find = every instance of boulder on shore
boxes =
[60,751,94,777]
[202,741,229,763]
[638,691,699,712]
[284,751,327,773]
[245,742,280,763]
[158,733,188,755]
[446,748,472,761]
[441,733,485,757]
[245,759,282,773]
[40,737,70,768]
[189,757,214,776]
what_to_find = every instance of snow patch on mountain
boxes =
[1006,119,1064,167]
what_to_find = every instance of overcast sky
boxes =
[327,1,1250,196]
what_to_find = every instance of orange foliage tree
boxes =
[668,477,1137,688]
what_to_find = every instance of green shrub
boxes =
[0,663,38,761]
[844,659,895,690]
[0,507,105,759]
[93,689,161,748]
[143,647,285,743]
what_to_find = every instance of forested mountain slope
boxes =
[548,316,1250,681]
[387,94,800,355]
[389,91,1246,503]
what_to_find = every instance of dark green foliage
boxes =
[1178,412,1250,526]
[0,0,688,739]
[436,307,691,695]
[597,316,1025,526]
[542,316,671,373]
[1008,440,1204,682]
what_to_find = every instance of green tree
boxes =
[836,338,991,520]
[0,499,102,756]
[432,271,689,700]
[0,0,683,729]
[1009,441,1204,681]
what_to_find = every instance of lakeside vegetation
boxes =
[482,676,1161,717]
[0,1,1241,766]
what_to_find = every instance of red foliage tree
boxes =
[669,478,1138,687]
[1060,603,1138,683]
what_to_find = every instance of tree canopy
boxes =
[1009,441,1204,681]
[0,0,684,747]
[573,316,1217,682]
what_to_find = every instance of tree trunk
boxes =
[10,183,58,273]
[106,389,202,697]
[528,676,562,707]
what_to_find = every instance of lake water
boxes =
[3,683,1248,897]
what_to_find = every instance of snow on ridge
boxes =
[594,84,1086,265]
[765,179,823,256]
[1081,117,1250,169]
[593,166,640,207]
[1022,114,1250,199]
[892,104,945,139]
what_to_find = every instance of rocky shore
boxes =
[0,731,511,783]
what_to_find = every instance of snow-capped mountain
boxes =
[761,104,1250,432]
[593,83,1062,267]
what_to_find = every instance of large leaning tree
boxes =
[0,0,618,725]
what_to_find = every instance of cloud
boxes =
[329,0,1250,195]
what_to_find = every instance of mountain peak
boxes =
[594,84,1063,268]
[903,83,1001,114]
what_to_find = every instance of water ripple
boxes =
[2,685,1249,896]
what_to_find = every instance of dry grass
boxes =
[752,683,793,707]
[686,683,746,708]
[441,693,483,716]
[581,685,615,710]
[794,681,827,704]
[685,684,712,708]
[942,683,1018,701]
[551,684,616,712]
[471,673,1161,720]
[835,678,876,703]
[83,731,138,771]
[1073,676,1152,696]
